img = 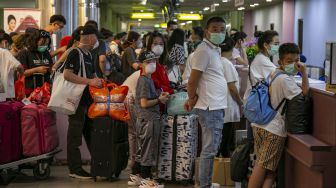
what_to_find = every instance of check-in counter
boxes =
[285,80,336,188]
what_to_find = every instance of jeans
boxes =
[196,109,225,188]
[67,95,92,173]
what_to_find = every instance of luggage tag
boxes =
[22,98,32,105]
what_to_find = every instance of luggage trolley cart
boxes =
[0,148,61,184]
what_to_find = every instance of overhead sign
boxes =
[177,14,203,21]
[3,8,41,34]
[235,0,244,7]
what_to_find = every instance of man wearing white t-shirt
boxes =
[0,48,24,101]
[185,17,228,188]
[248,43,309,188]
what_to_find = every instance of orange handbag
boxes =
[88,81,130,122]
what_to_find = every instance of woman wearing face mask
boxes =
[147,31,174,94]
[17,29,53,96]
[121,31,142,78]
[243,30,280,140]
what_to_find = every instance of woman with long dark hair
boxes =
[17,29,53,95]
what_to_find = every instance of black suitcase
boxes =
[90,116,129,180]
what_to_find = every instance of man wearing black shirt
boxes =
[63,25,102,180]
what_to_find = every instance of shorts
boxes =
[252,126,286,171]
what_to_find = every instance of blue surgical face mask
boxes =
[209,32,226,45]
[268,44,279,56]
[37,45,48,53]
[284,63,298,76]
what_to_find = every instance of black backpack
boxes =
[107,53,122,72]
[230,141,253,182]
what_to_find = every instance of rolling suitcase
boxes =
[158,115,198,183]
[90,116,128,180]
[0,101,24,164]
[21,103,59,157]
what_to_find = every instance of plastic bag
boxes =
[88,81,129,121]
[15,75,26,101]
[28,82,51,104]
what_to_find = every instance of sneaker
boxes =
[139,179,164,188]
[128,174,142,186]
[69,169,92,180]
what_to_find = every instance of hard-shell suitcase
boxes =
[90,116,128,180]
[0,101,24,164]
[158,115,198,183]
[21,103,59,156]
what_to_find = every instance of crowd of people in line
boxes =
[0,14,308,188]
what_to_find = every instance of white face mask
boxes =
[93,40,99,49]
[136,40,143,49]
[145,62,156,74]
[152,45,164,56]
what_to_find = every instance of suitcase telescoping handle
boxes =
[32,73,45,89]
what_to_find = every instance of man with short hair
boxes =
[185,17,228,188]
[0,33,12,49]
[63,25,102,180]
[45,14,67,57]
[110,32,127,57]
[166,20,178,37]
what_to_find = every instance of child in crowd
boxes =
[248,43,309,188]
[128,51,169,188]
[217,37,243,157]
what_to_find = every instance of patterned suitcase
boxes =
[158,115,198,183]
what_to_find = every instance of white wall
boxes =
[294,0,336,67]
[252,3,283,39]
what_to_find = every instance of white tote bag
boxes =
[48,48,87,115]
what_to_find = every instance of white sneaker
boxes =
[139,179,164,188]
[128,174,142,186]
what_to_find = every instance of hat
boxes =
[138,51,159,63]
[80,25,98,36]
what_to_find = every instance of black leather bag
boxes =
[284,94,311,134]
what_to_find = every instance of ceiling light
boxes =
[222,0,228,2]
[237,7,245,10]
[138,19,142,21]
[266,0,272,2]
[154,24,160,28]
[140,10,144,12]
[186,21,192,24]
[180,23,186,26]
[173,18,178,22]
[140,0,147,5]
[177,13,203,20]
[203,7,210,11]
[250,4,255,7]
[254,3,259,6]
[176,3,180,6]
[214,3,220,6]
[190,11,194,14]
[160,23,167,28]
[199,11,203,14]
[131,12,155,19]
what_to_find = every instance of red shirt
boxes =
[151,60,174,94]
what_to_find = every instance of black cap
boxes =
[138,51,158,63]
[80,25,98,36]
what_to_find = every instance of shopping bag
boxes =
[28,82,51,104]
[167,92,195,115]
[15,75,26,101]
[48,48,87,115]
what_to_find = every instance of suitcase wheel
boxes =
[33,161,50,180]
[0,169,15,185]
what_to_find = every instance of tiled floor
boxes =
[3,166,235,188]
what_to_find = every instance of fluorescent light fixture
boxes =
[266,0,272,2]
[173,18,178,22]
[180,23,186,26]
[254,3,259,6]
[140,10,144,12]
[203,7,210,11]
[186,21,192,24]
[214,3,220,6]
[190,11,194,14]
[177,13,203,20]
[222,0,228,2]
[250,4,255,7]
[176,3,180,6]
[160,23,167,28]
[131,12,155,19]
[138,19,142,21]
[237,7,245,10]
[140,0,147,5]
[154,24,160,28]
